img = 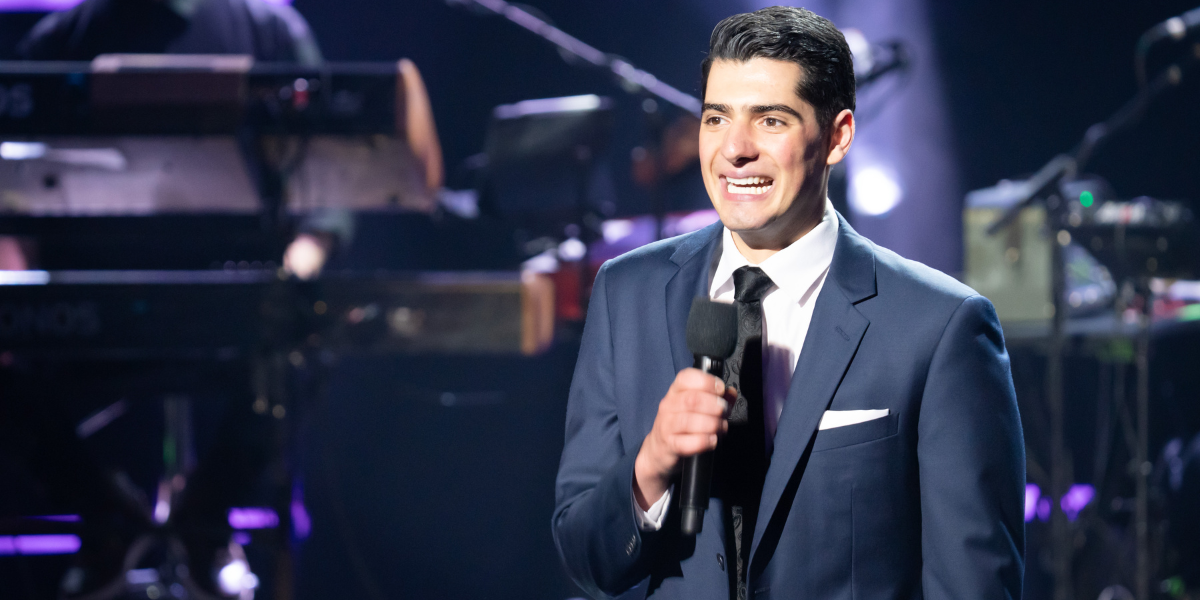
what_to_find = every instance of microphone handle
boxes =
[680,355,723,535]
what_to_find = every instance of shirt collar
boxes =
[709,200,839,304]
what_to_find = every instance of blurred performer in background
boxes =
[11,0,444,279]
[1,1,441,598]
[16,0,322,64]
[552,7,1025,600]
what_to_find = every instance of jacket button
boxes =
[717,554,725,571]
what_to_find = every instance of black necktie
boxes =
[719,266,773,600]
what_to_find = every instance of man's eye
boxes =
[763,117,783,127]
[704,116,723,126]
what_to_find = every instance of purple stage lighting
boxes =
[29,514,82,522]
[1036,498,1051,522]
[291,498,311,540]
[0,0,289,11]
[228,507,279,530]
[590,210,720,265]
[1024,483,1095,522]
[1061,484,1095,521]
[0,534,82,555]
[1024,484,1040,523]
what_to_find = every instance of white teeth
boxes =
[726,178,773,195]
[726,176,772,185]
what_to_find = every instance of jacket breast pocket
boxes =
[811,413,898,452]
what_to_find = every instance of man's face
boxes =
[699,58,829,249]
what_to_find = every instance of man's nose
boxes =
[721,120,758,166]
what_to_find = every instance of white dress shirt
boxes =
[635,201,840,530]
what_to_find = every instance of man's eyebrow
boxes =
[701,103,730,113]
[749,104,802,119]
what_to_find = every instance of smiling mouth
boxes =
[724,175,774,196]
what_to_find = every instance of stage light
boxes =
[29,514,81,522]
[0,141,47,160]
[0,270,50,285]
[1024,484,1040,522]
[283,234,327,281]
[1164,279,1200,301]
[1037,498,1051,521]
[153,500,170,524]
[0,0,289,9]
[218,560,246,594]
[493,94,607,119]
[154,480,172,524]
[228,507,279,530]
[602,219,634,244]
[557,238,587,262]
[1023,483,1096,522]
[291,497,311,540]
[0,534,82,555]
[849,166,903,216]
[1061,484,1095,521]
[842,28,874,76]
[1080,190,1095,207]
[217,558,259,598]
[521,250,558,274]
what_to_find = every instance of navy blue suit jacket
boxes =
[552,215,1025,600]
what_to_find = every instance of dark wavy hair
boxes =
[701,6,856,131]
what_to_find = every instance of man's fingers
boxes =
[672,368,725,396]
[677,390,728,416]
[669,433,719,456]
[644,369,732,473]
[671,412,724,436]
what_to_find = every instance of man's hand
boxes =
[634,368,733,510]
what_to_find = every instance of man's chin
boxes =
[715,212,773,236]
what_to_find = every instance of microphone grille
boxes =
[686,297,739,359]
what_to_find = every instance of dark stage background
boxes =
[287,0,1200,263]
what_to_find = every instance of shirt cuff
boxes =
[633,484,673,531]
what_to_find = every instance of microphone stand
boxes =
[447,0,702,118]
[446,0,702,241]
[854,40,910,88]
[985,42,1200,600]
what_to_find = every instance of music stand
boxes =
[482,94,613,239]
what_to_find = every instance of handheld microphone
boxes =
[680,297,738,535]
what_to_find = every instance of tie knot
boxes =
[733,266,774,303]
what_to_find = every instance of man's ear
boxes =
[825,109,855,166]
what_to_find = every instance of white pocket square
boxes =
[818,409,889,431]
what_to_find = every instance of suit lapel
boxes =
[665,222,723,375]
[749,215,877,564]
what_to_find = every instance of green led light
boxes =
[1080,190,1094,207]
[1180,304,1200,322]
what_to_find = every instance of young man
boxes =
[552,7,1025,600]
